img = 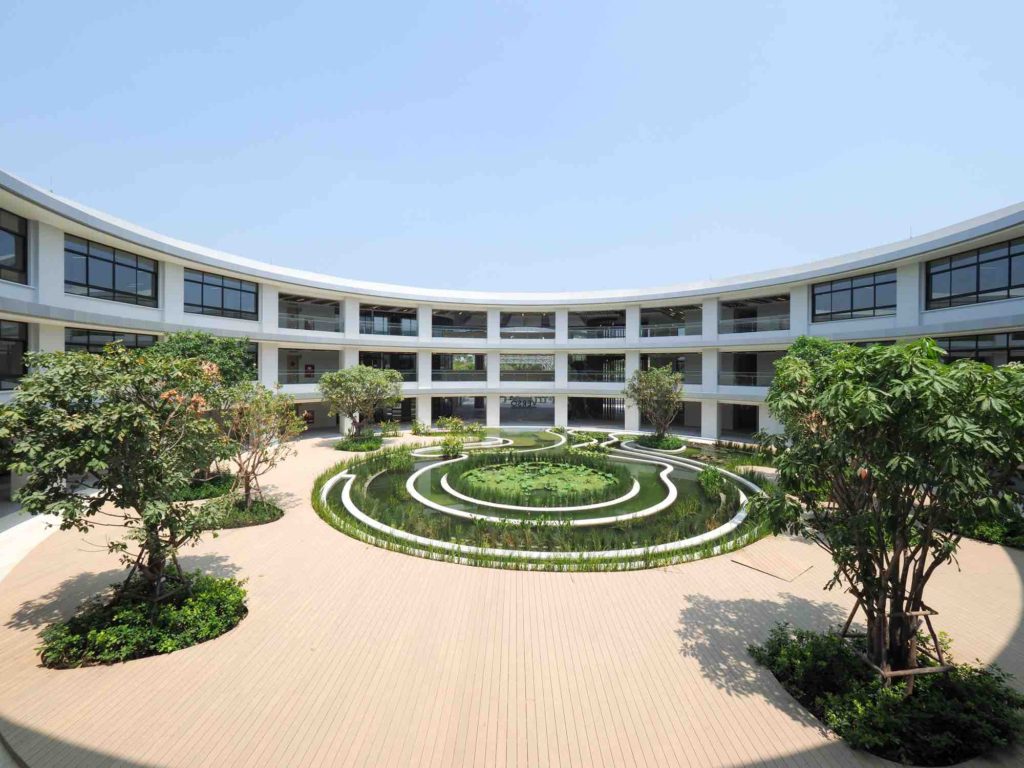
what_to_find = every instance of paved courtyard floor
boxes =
[0,431,1022,767]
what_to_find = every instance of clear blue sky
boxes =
[2,1,1021,291]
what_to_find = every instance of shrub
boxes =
[378,419,400,437]
[38,572,247,668]
[635,434,684,450]
[171,473,234,502]
[203,495,283,529]
[440,433,464,458]
[750,623,1024,766]
[697,466,725,499]
[411,419,429,436]
[335,434,384,452]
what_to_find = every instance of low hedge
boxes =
[635,434,684,450]
[204,496,284,529]
[39,572,248,668]
[749,622,1024,765]
[335,434,384,452]
[171,473,234,502]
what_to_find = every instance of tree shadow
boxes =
[1,715,161,768]
[676,591,855,732]
[4,553,239,632]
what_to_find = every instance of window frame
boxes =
[925,239,1024,310]
[63,235,159,307]
[811,270,897,322]
[183,268,259,320]
[64,327,158,354]
[0,208,28,285]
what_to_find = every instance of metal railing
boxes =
[500,371,556,382]
[278,313,342,333]
[278,368,340,385]
[567,370,626,383]
[568,326,626,339]
[432,326,487,339]
[432,369,487,382]
[359,319,418,336]
[718,371,775,387]
[718,315,790,334]
[640,322,702,338]
[500,327,556,339]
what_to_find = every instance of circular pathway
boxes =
[0,431,1022,767]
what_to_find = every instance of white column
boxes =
[342,346,359,369]
[487,309,501,342]
[700,400,719,440]
[555,309,568,343]
[554,394,568,428]
[162,262,186,325]
[701,298,719,343]
[416,394,432,426]
[625,350,640,380]
[34,222,66,307]
[486,351,501,388]
[259,283,279,334]
[759,403,782,435]
[554,351,568,390]
[624,402,641,432]
[701,349,719,393]
[486,394,501,427]
[625,305,641,342]
[417,350,432,388]
[343,299,361,337]
[259,342,278,387]
[896,263,921,326]
[789,285,809,336]
[35,323,65,353]
[417,305,432,341]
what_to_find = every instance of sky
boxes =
[0,1,1021,292]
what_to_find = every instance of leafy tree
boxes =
[220,382,307,509]
[752,336,1024,673]
[623,365,685,437]
[148,331,255,386]
[318,365,403,437]
[0,345,224,598]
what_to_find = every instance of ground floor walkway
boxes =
[0,431,1021,767]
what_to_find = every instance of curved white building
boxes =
[1,166,1023,478]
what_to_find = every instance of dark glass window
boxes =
[0,208,28,284]
[926,238,1024,309]
[812,270,897,322]
[64,236,158,306]
[184,268,259,320]
[0,320,27,390]
[933,331,1024,367]
[64,327,157,354]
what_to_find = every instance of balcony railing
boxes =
[568,326,626,339]
[359,319,418,336]
[718,371,775,387]
[567,370,625,383]
[500,327,555,340]
[640,323,702,338]
[278,313,342,333]
[718,315,790,334]
[432,369,487,382]
[278,368,339,385]
[432,326,487,339]
[500,371,555,382]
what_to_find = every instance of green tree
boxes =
[148,331,255,385]
[0,345,224,598]
[220,382,307,509]
[318,365,403,437]
[752,336,1024,673]
[622,365,684,437]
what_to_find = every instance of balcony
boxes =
[640,305,702,338]
[432,326,487,339]
[718,371,775,387]
[278,313,342,333]
[567,369,625,383]
[432,369,487,382]
[500,311,555,339]
[718,295,791,334]
[278,294,342,333]
[359,318,418,336]
[718,315,790,334]
[640,322,701,338]
[568,309,626,340]
[278,368,339,385]
[500,370,555,382]
[432,310,487,339]
[568,325,626,340]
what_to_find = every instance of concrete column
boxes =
[486,394,501,427]
[259,283,279,333]
[700,400,719,440]
[487,309,501,342]
[259,342,278,387]
[625,349,640,381]
[486,351,501,388]
[896,262,921,326]
[417,305,432,341]
[625,305,641,342]
[162,262,186,325]
[554,394,568,428]
[417,350,432,387]
[624,402,641,432]
[35,323,65,353]
[343,299,361,337]
[555,309,568,343]
[342,347,359,369]
[701,298,719,343]
[554,351,568,390]
[759,403,782,435]
[34,222,66,307]
[416,394,432,426]
[701,349,719,393]
[789,285,809,336]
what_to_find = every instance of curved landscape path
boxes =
[0,431,1022,767]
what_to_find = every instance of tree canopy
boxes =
[752,336,1024,673]
[318,365,403,436]
[147,331,255,386]
[623,365,685,437]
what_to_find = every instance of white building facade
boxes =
[2,168,1024,469]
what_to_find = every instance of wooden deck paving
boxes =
[0,431,1022,767]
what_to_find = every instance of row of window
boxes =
[925,238,1024,310]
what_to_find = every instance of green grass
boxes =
[635,434,685,450]
[171,473,234,502]
[456,461,620,505]
[203,496,284,529]
[335,434,384,452]
[38,572,248,668]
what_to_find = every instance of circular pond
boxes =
[316,429,765,570]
